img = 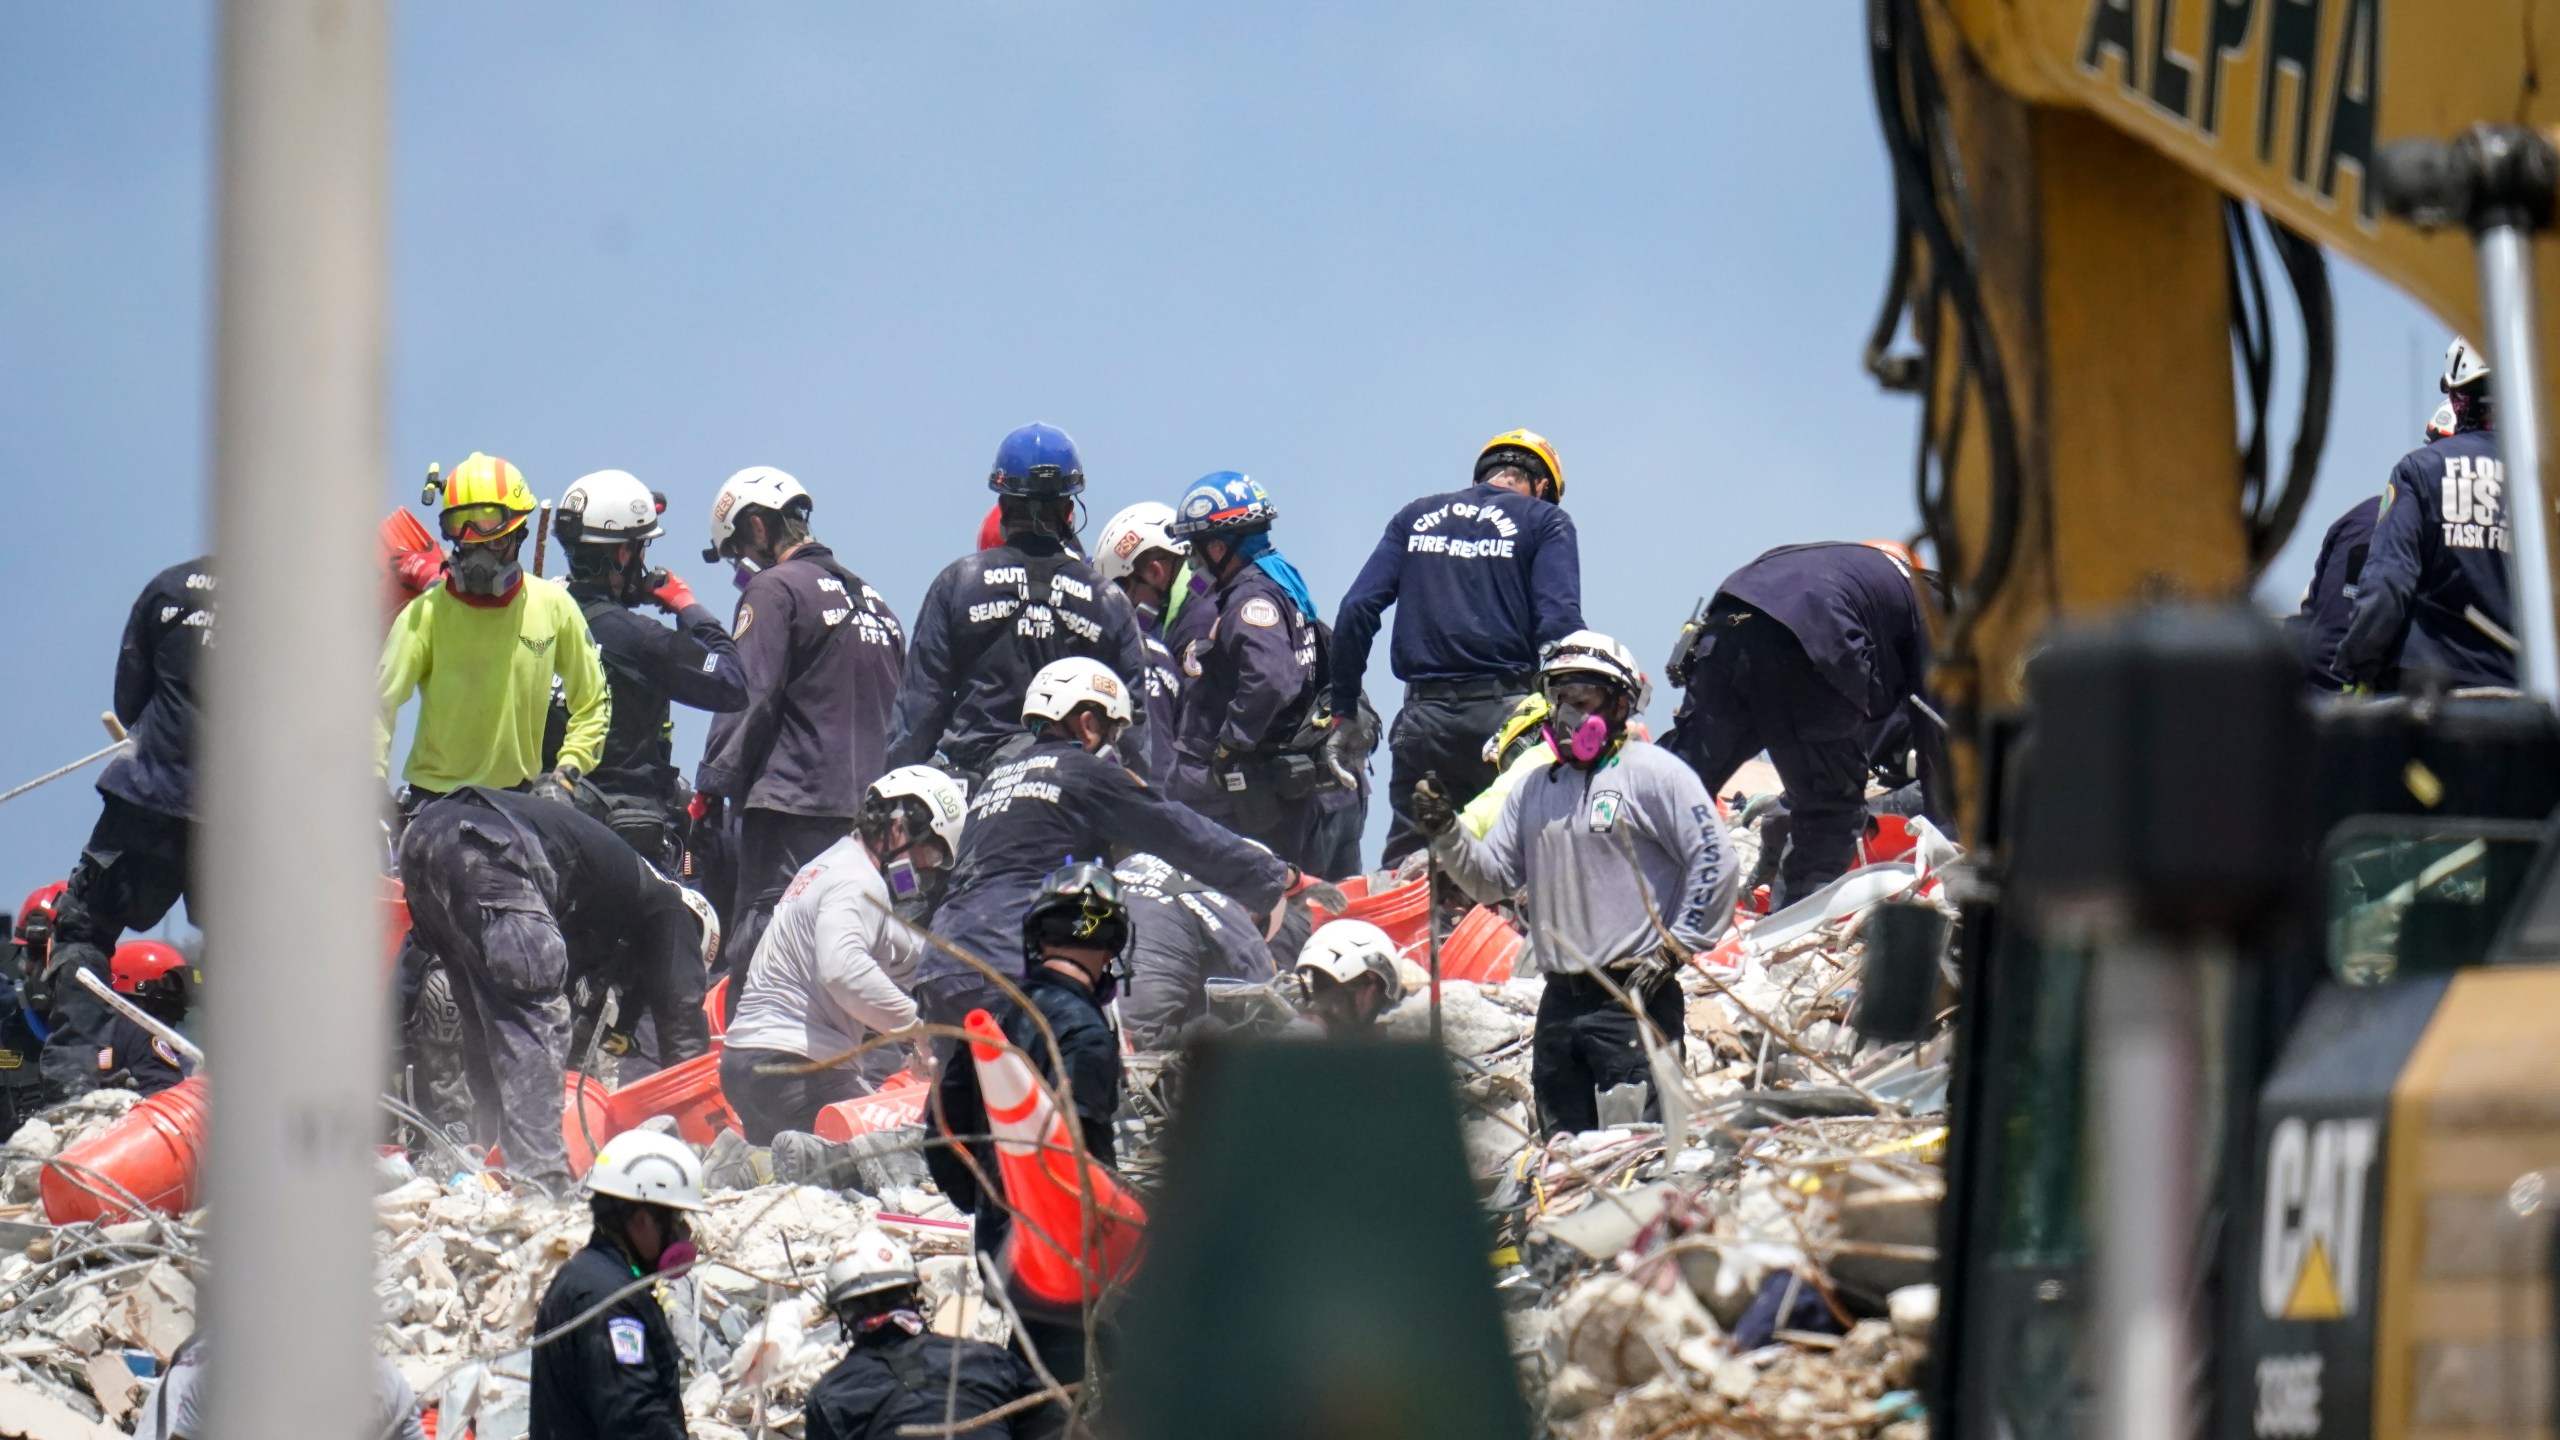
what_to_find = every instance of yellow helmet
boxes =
[423,452,535,543]
[1474,429,1565,501]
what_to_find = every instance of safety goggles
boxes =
[439,503,524,542]
[1545,679,1617,713]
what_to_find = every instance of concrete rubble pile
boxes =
[0,1111,1001,1440]
[1421,856,1954,1440]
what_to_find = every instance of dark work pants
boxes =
[1666,610,1872,904]
[1532,968,1684,1138]
[45,795,196,1095]
[721,809,853,1018]
[1382,689,1526,866]
[720,1044,871,1145]
[398,800,574,1188]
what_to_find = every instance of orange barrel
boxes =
[814,1073,930,1142]
[382,877,412,978]
[605,1046,741,1146]
[1344,875,1431,952]
[702,975,729,1040]
[42,1076,208,1225]
[561,1072,616,1176]
[1859,814,1919,866]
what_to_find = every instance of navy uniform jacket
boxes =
[803,1330,1042,1440]
[2288,496,2382,690]
[925,738,1289,986]
[566,580,748,800]
[529,1241,688,1440]
[1716,543,1929,720]
[928,966,1122,1252]
[98,558,215,820]
[1329,482,1582,711]
[458,788,711,1064]
[885,535,1156,780]
[1171,566,1320,807]
[2338,429,2518,690]
[1135,614,1184,784]
[1114,853,1277,1049]
[698,544,906,817]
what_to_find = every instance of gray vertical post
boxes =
[198,2,390,1437]
[2476,225,2560,703]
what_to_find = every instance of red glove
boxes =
[687,791,718,823]
[392,549,447,595]
[648,570,698,613]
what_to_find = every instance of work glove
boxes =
[646,568,698,614]
[1627,944,1684,997]
[1322,703,1377,789]
[1408,774,1458,840]
[392,548,448,595]
[1288,871,1350,915]
[534,764,583,806]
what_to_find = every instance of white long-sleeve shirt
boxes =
[725,836,922,1060]
[1431,740,1738,975]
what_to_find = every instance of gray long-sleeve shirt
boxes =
[726,835,921,1060]
[1431,740,1737,975]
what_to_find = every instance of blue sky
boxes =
[0,4,2445,905]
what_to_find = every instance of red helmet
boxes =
[15,883,67,948]
[110,939,188,1005]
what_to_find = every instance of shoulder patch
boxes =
[608,1315,647,1365]
[734,603,755,641]
[152,1036,183,1068]
[1180,640,1205,678]
[1240,597,1282,628]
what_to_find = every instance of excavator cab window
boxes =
[2323,818,2544,984]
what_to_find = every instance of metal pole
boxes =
[2476,225,2560,703]
[2092,936,2202,1440]
[198,2,389,1437]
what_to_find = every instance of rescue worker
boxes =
[379,453,611,807]
[1329,430,1583,864]
[2290,495,2382,691]
[42,555,214,1096]
[1093,501,1190,782]
[2339,338,2519,692]
[1115,852,1278,1049]
[1165,472,1344,873]
[1292,919,1404,1039]
[885,424,1157,784]
[100,939,191,1095]
[554,469,747,862]
[530,1128,703,1440]
[918,658,1293,1030]
[398,787,716,1190]
[802,1229,1051,1440]
[694,466,907,1007]
[929,862,1130,1385]
[721,766,969,1143]
[1663,540,1938,903]
[136,1335,426,1440]
[1419,632,1738,1136]
[0,887,64,1139]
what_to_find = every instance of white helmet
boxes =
[1094,502,1189,585]
[822,1228,919,1309]
[2428,401,2459,441]
[705,466,812,559]
[867,765,969,856]
[1539,629,1646,704]
[1022,657,1134,729]
[559,469,662,545]
[2444,336,2491,393]
[587,1128,708,1212]
[673,883,721,968]
[1297,919,1404,998]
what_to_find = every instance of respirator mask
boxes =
[1543,680,1623,768]
[449,541,523,601]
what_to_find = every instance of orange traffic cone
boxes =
[964,1008,1145,1307]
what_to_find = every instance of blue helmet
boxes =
[988,423,1086,498]
[1169,471,1276,541]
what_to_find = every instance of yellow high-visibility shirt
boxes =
[377,577,609,792]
